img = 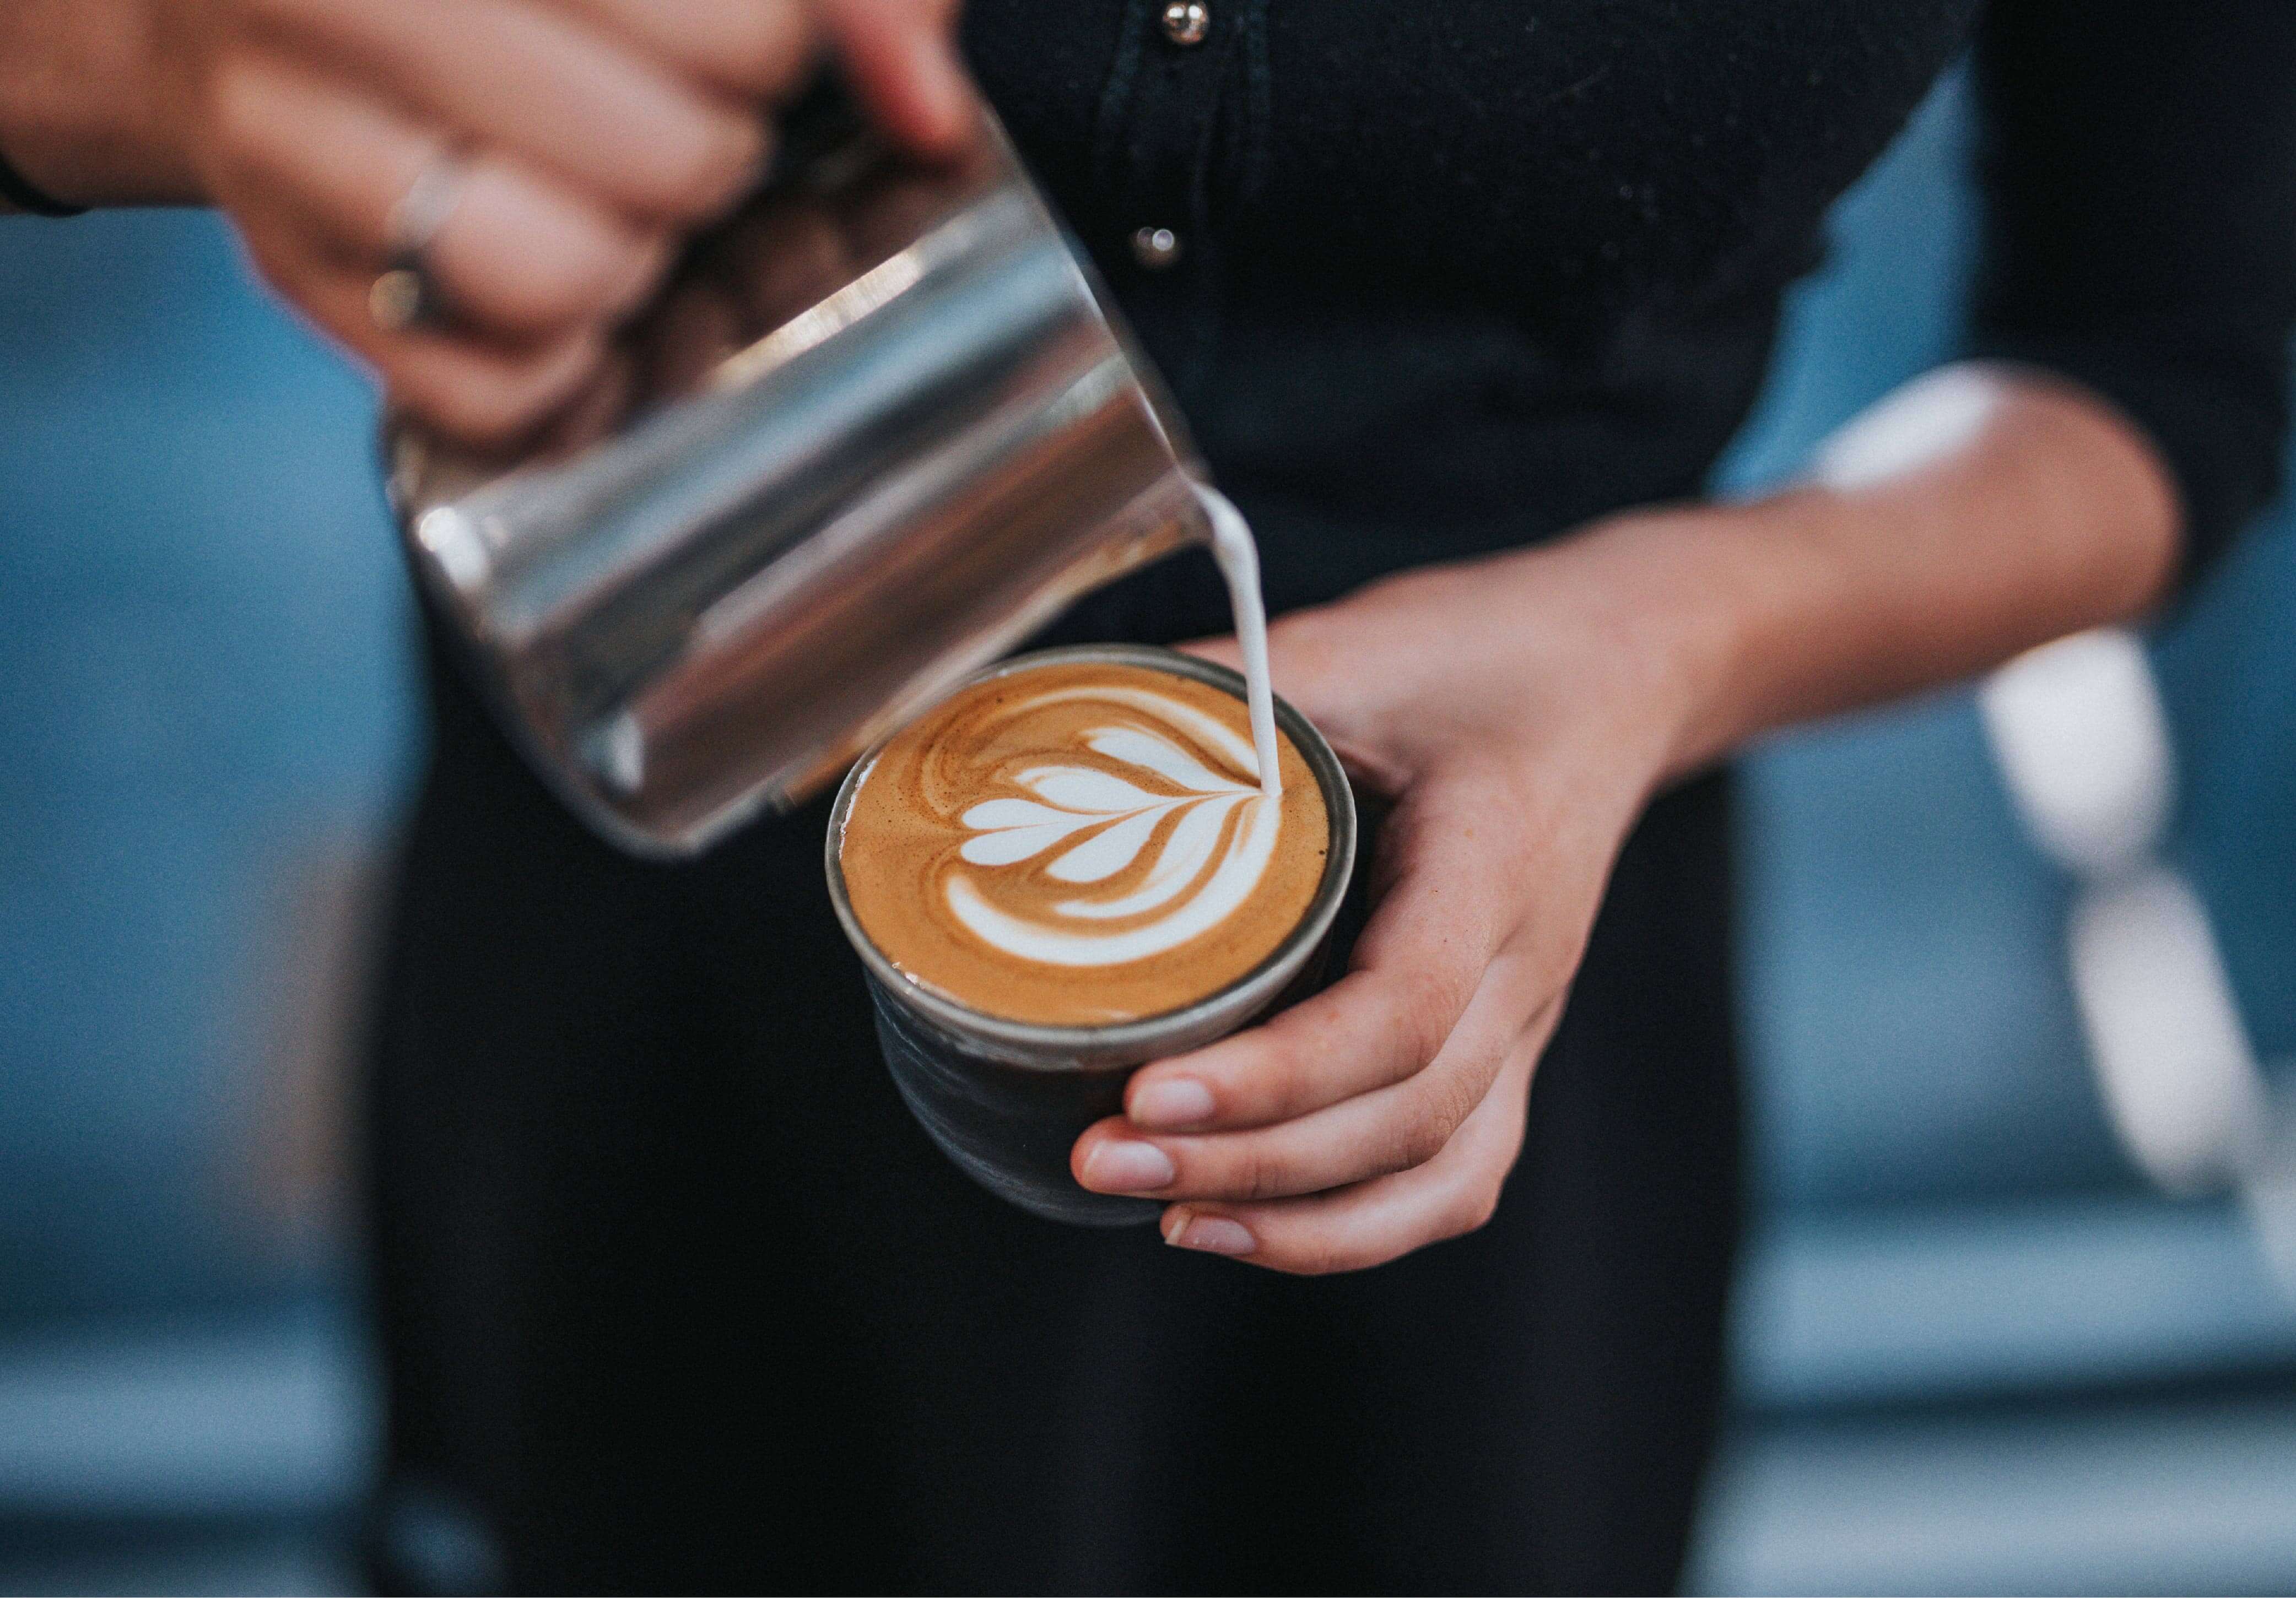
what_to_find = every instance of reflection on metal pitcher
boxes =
[386,93,1212,856]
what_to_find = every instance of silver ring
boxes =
[370,148,467,333]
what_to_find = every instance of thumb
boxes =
[813,0,975,156]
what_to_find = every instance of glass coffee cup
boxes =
[825,643,1360,1225]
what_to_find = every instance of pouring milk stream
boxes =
[1200,485,1285,803]
[894,485,1303,979]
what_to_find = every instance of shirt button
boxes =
[1130,225,1184,270]
[1160,1,1210,47]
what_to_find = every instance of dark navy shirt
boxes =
[960,0,2296,641]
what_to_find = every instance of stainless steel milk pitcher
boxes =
[384,89,1213,856]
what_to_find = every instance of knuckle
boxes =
[651,117,764,220]
[408,367,532,444]
[1382,1077,1477,1174]
[1446,1176,1505,1239]
[1393,1112,1452,1174]
[205,60,271,153]
[605,229,673,311]
[1394,965,1467,1070]
[452,263,569,334]
[1366,1118,1435,1181]
[456,172,667,327]
[1249,1033,1313,1115]
[1233,1145,1294,1203]
[514,229,655,326]
[1427,1065,1488,1142]
[722,4,815,91]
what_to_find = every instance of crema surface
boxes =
[840,661,1329,1026]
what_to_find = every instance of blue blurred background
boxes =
[4,69,2295,1594]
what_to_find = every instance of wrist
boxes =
[1536,500,1786,787]
[0,2,198,209]
[1561,365,2186,789]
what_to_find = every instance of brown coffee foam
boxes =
[839,660,1330,1026]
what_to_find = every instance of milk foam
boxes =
[946,687,1282,966]
[838,497,1327,1026]
[928,493,1286,971]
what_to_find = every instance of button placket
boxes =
[1086,0,1238,398]
[1129,1,1215,270]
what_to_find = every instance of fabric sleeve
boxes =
[1970,0,2296,585]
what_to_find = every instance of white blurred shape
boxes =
[1979,629,2174,875]
[1974,621,2291,1293]
[2236,1093,2296,1302]
[2067,868,2267,1193]
[1811,363,2005,489]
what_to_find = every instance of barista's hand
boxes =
[1066,365,2185,1274]
[1068,513,1719,1273]
[138,0,968,440]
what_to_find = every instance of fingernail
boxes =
[1161,1207,1256,1256]
[1129,1076,1217,1130]
[1081,1140,1176,1193]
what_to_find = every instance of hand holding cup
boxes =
[1069,527,1711,1272]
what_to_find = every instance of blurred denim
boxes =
[0,210,418,1332]
[2,66,2294,1596]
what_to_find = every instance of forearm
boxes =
[1600,364,2182,779]
[0,0,195,209]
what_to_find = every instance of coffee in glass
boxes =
[826,644,1357,1223]
[839,656,1330,1025]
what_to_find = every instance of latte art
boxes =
[839,660,1330,1026]
[949,700,1281,966]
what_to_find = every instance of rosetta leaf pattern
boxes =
[956,725,1254,916]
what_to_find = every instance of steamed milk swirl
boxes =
[839,661,1328,1026]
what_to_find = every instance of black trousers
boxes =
[363,658,1742,1595]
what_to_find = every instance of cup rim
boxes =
[824,643,1359,1070]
